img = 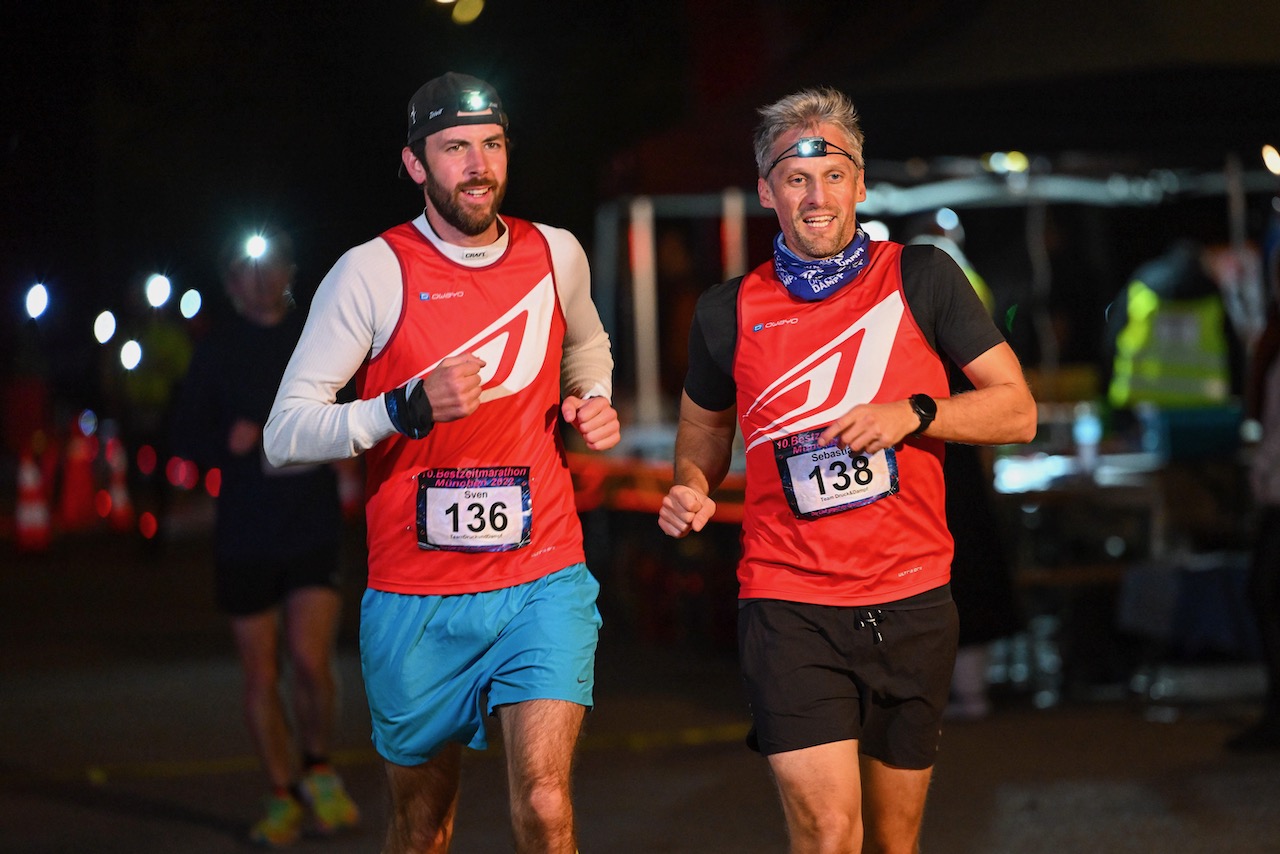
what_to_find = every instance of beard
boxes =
[785,212,855,261]
[425,170,507,237]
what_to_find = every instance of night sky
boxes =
[4,0,1280,417]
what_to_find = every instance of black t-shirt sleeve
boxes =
[683,277,741,412]
[901,244,1006,368]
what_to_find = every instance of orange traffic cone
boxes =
[104,436,135,533]
[58,426,99,532]
[16,449,52,552]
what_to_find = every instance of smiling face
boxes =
[757,122,866,261]
[401,122,509,246]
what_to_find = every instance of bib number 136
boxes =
[417,467,532,552]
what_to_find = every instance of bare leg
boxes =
[859,754,934,854]
[383,745,462,854]
[767,739,862,854]
[497,699,586,854]
[230,609,295,789]
[283,586,343,760]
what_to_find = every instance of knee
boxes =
[513,774,573,830]
[786,807,861,853]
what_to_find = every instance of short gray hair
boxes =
[752,87,865,177]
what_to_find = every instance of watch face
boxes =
[912,394,936,418]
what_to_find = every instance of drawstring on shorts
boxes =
[856,609,885,644]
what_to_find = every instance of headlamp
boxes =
[765,136,858,176]
[459,89,493,113]
[245,235,268,260]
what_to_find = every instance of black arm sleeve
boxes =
[682,277,741,412]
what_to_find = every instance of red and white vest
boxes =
[356,218,583,595]
[734,241,953,605]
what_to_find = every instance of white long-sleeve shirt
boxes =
[264,213,613,466]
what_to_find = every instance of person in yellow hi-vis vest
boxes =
[1106,240,1240,411]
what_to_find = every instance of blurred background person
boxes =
[907,210,1023,720]
[171,230,359,846]
[1104,239,1245,416]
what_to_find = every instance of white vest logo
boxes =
[743,291,904,452]
[412,274,555,402]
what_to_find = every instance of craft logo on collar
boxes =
[753,317,798,332]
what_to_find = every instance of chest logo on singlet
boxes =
[407,274,556,403]
[743,291,904,452]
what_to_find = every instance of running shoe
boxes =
[249,792,304,848]
[300,766,361,834]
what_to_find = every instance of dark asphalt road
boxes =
[3,514,1279,853]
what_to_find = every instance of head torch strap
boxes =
[765,136,858,176]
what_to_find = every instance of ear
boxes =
[401,147,427,185]
[757,176,775,210]
[855,169,868,203]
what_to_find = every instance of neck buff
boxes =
[773,225,870,301]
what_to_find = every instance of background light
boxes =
[120,339,142,370]
[179,289,202,319]
[862,220,891,241]
[94,311,117,343]
[1263,144,1280,176]
[934,207,961,231]
[25,283,49,319]
[245,235,268,259]
[452,0,483,24]
[145,274,172,308]
[77,409,98,437]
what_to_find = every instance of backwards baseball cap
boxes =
[405,72,508,146]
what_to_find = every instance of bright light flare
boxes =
[26,284,49,319]
[145,274,172,308]
[452,0,483,23]
[94,311,117,343]
[981,151,1029,174]
[180,289,202,319]
[120,339,142,370]
[1263,144,1280,176]
[245,235,268,259]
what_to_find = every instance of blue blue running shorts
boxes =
[360,563,602,766]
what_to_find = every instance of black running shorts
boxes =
[215,545,342,616]
[738,593,958,769]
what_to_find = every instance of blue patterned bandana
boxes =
[773,226,870,301]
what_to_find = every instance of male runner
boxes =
[265,71,619,853]
[659,86,1036,853]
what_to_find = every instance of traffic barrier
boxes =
[57,427,99,532]
[104,437,135,532]
[16,449,52,552]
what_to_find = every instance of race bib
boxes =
[773,428,898,520]
[416,466,532,552]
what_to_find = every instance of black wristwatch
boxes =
[909,393,937,435]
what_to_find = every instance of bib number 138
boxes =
[773,428,899,520]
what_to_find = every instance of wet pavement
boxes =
[3,517,1280,853]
